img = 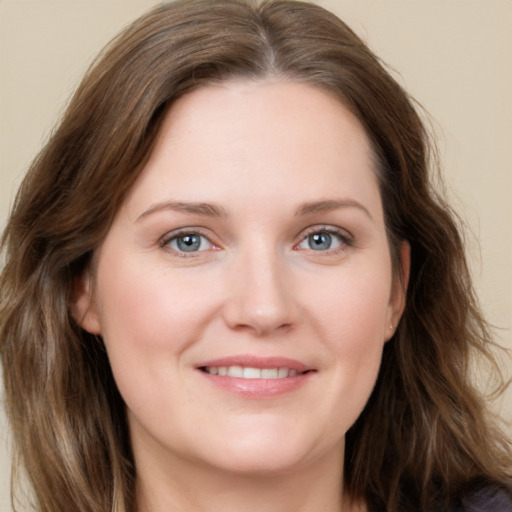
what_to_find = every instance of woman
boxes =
[0,0,510,511]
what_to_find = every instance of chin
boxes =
[204,446,311,477]
[193,424,333,477]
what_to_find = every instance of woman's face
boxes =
[76,80,407,479]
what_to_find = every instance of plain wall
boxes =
[1,0,511,509]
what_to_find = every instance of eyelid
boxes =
[159,228,219,255]
[158,224,354,256]
[295,225,354,252]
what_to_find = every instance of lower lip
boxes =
[197,370,314,399]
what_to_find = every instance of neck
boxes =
[134,441,360,512]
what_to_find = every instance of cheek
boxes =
[311,257,392,343]
[308,261,392,420]
[93,253,216,396]
[92,258,218,440]
[96,253,212,344]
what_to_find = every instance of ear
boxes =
[70,270,102,335]
[386,241,410,340]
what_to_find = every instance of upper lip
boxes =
[196,355,312,372]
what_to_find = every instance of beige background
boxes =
[1,0,511,509]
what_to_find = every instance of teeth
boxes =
[227,366,243,378]
[204,366,302,379]
[244,367,262,379]
[261,368,278,379]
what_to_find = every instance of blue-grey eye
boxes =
[168,233,210,253]
[309,233,332,250]
[298,231,343,251]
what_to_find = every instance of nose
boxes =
[222,249,297,337]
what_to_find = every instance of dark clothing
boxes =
[459,487,512,511]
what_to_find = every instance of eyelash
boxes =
[159,228,216,257]
[159,225,354,257]
[295,225,354,256]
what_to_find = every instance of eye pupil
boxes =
[309,233,332,250]
[177,234,201,252]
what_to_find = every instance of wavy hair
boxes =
[1,1,510,511]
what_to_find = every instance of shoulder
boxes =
[456,487,512,512]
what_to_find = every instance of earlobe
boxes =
[70,272,102,335]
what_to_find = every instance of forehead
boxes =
[122,79,382,222]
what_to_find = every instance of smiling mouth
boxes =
[197,359,315,398]
[200,366,311,379]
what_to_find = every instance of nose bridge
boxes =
[224,240,295,335]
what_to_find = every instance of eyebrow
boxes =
[136,198,373,222]
[137,201,228,221]
[295,199,374,221]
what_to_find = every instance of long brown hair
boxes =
[1,1,510,511]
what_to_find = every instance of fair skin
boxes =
[75,80,408,512]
